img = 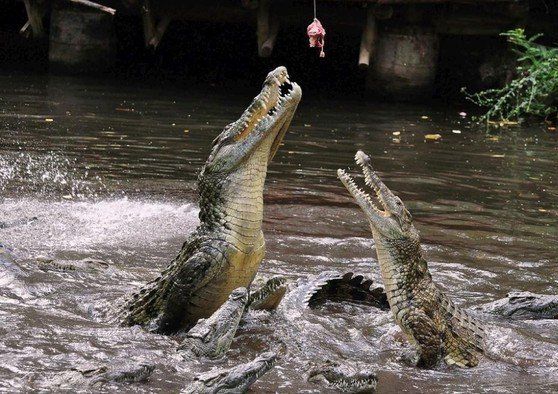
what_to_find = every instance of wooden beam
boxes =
[257,0,270,57]
[141,1,171,48]
[141,0,155,46]
[257,0,279,58]
[148,16,171,48]
[260,14,278,58]
[22,0,44,39]
[68,0,116,15]
[19,20,31,38]
[358,8,377,69]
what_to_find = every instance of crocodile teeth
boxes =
[353,151,389,211]
[337,169,383,214]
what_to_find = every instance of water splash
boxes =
[0,151,107,199]
[0,197,199,259]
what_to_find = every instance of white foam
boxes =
[0,197,199,257]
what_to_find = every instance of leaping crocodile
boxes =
[120,67,301,334]
[338,151,485,368]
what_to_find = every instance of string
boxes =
[313,0,317,19]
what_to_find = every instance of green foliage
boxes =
[463,29,558,125]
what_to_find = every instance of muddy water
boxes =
[1,73,557,393]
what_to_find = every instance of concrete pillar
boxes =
[49,7,115,72]
[367,29,439,99]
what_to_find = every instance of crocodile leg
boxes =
[401,309,442,368]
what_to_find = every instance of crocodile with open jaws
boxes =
[338,151,486,368]
[178,287,249,359]
[120,66,301,334]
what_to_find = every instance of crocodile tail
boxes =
[119,276,165,327]
[306,272,389,310]
[438,291,486,354]
[443,330,480,367]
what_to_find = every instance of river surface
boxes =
[0,73,557,393]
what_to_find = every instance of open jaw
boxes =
[241,352,278,381]
[234,66,301,161]
[337,150,392,219]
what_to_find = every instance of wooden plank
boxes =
[22,0,44,38]
[358,9,377,69]
[68,0,116,15]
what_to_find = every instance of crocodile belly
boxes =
[184,243,265,324]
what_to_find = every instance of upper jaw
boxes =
[337,150,390,219]
[236,67,300,142]
[212,67,300,164]
[241,352,277,378]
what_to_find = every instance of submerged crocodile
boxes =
[183,352,277,394]
[121,67,301,334]
[0,243,38,300]
[338,151,485,368]
[307,360,378,393]
[478,291,558,319]
[48,362,155,389]
[0,216,37,229]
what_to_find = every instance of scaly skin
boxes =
[307,360,378,393]
[478,291,558,319]
[120,67,301,334]
[338,151,485,368]
[49,362,155,389]
[182,352,277,394]
[178,287,248,359]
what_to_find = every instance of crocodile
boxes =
[247,274,287,311]
[35,257,110,273]
[245,271,385,312]
[279,271,389,312]
[120,66,301,334]
[183,351,277,394]
[0,216,37,229]
[0,243,37,300]
[178,287,248,359]
[338,151,485,368]
[478,291,558,319]
[48,362,155,389]
[307,359,378,393]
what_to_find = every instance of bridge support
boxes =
[49,7,115,72]
[21,0,46,39]
[141,0,171,49]
[367,28,439,99]
[358,8,377,69]
[257,0,278,58]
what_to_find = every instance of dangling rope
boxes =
[313,0,317,19]
[307,0,325,58]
